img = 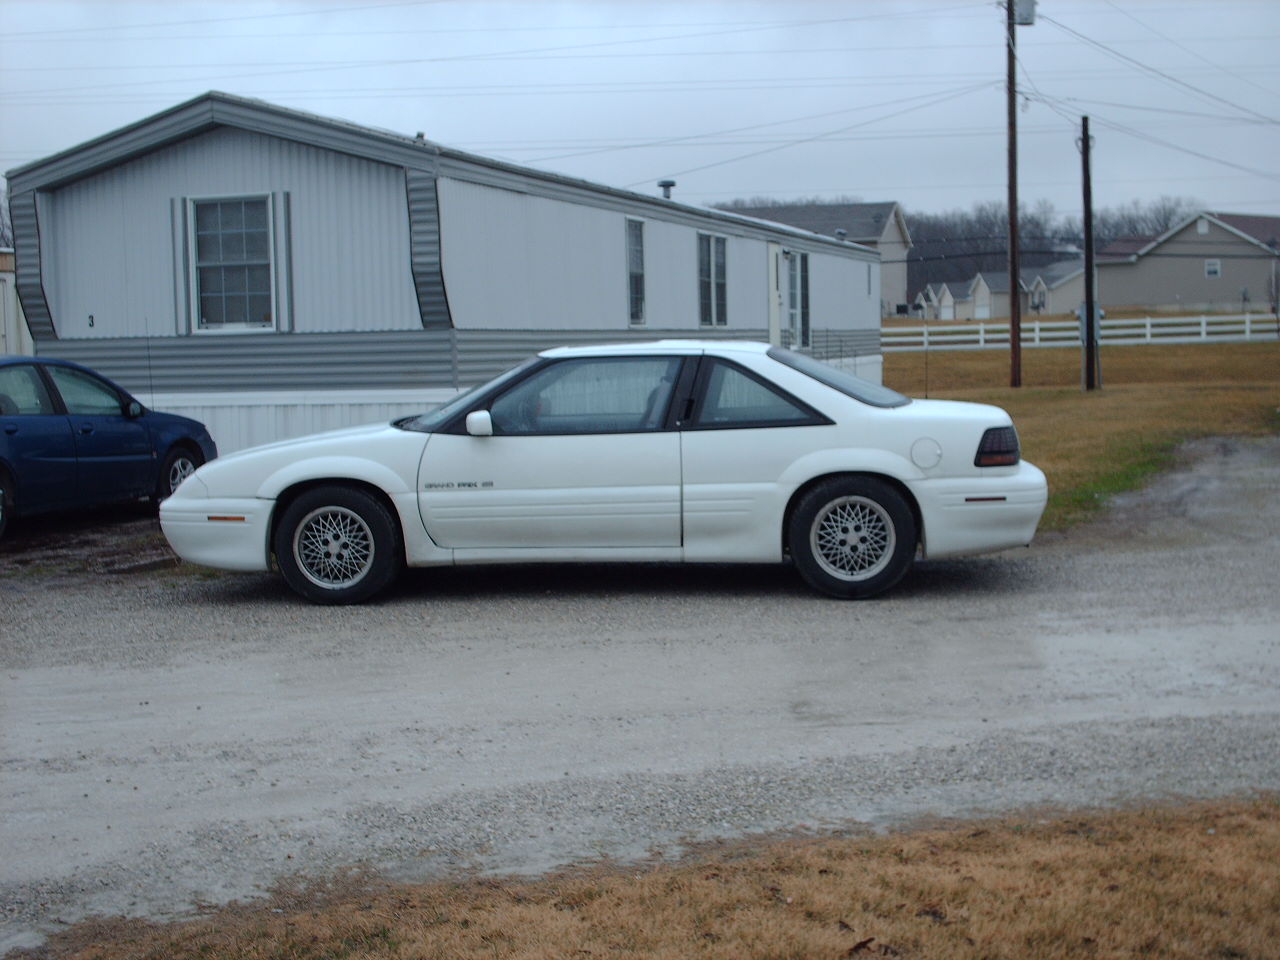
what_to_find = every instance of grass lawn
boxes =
[36,799,1280,959]
[883,341,1280,528]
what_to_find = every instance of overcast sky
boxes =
[2,0,1278,219]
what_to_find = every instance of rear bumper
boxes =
[912,460,1048,559]
[160,495,273,572]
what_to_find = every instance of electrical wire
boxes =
[622,81,997,188]
[1038,13,1278,125]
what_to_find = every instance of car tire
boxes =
[156,447,203,500]
[273,485,402,605]
[789,476,917,599]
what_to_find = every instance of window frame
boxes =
[786,251,810,348]
[626,218,646,326]
[187,194,278,335]
[685,358,831,432]
[1204,258,1222,279]
[0,362,57,417]
[42,363,128,416]
[465,355,687,437]
[697,233,728,327]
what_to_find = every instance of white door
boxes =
[419,356,684,549]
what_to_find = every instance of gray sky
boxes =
[3,0,1278,218]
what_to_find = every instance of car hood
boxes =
[214,420,398,465]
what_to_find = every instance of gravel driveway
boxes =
[3,437,1279,953]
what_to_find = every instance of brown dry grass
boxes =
[883,342,1280,529]
[26,798,1280,960]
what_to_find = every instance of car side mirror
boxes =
[465,410,493,437]
[125,400,143,418]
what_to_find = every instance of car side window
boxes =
[489,357,682,436]
[693,360,819,428]
[44,366,124,416]
[0,364,56,416]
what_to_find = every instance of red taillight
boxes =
[975,426,1020,467]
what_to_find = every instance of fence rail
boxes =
[882,313,1280,352]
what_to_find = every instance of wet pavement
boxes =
[2,436,1279,953]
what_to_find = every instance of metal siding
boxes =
[10,190,55,339]
[40,127,420,341]
[437,178,625,331]
[32,326,770,395]
[404,170,452,328]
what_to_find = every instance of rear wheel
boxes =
[273,485,402,604]
[789,476,917,599]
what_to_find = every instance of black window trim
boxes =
[684,357,833,432]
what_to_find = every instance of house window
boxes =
[192,197,274,331]
[698,233,727,326]
[1205,259,1221,278]
[1197,218,1209,235]
[626,219,645,324]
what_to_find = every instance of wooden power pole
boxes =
[1006,0,1022,387]
[1080,115,1099,391]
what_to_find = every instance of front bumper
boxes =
[912,460,1048,559]
[160,488,273,572]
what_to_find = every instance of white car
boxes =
[160,341,1047,604]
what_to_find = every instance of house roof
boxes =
[5,91,874,258]
[1096,236,1153,263]
[720,201,910,247]
[1206,212,1280,249]
[1023,259,1084,288]
[1099,212,1280,264]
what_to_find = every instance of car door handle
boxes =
[3,425,16,435]
[79,424,95,435]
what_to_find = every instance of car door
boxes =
[679,357,836,561]
[419,355,684,550]
[0,362,77,513]
[42,364,154,504]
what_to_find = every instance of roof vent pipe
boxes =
[835,229,848,241]
[658,180,676,199]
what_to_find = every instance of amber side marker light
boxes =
[207,515,247,523]
[974,426,1020,467]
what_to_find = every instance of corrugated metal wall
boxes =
[41,126,421,339]
[36,326,773,396]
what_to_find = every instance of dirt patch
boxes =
[0,503,178,578]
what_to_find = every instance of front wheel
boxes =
[156,447,203,500]
[789,477,917,599]
[273,486,402,604]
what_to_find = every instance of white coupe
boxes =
[160,341,1047,604]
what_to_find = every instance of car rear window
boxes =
[767,347,910,408]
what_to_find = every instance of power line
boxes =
[1098,0,1280,100]
[0,7,996,99]
[1039,13,1278,125]
[622,81,996,188]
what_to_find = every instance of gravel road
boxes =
[3,436,1279,953]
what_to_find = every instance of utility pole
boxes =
[1079,116,1099,391]
[1006,0,1022,387]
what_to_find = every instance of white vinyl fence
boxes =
[883,313,1280,352]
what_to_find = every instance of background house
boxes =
[1026,261,1085,315]
[717,201,913,318]
[1,247,33,356]
[6,92,884,452]
[1097,212,1280,313]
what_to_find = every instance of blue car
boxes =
[0,356,217,540]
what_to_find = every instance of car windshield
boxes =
[394,356,541,433]
[767,347,910,408]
